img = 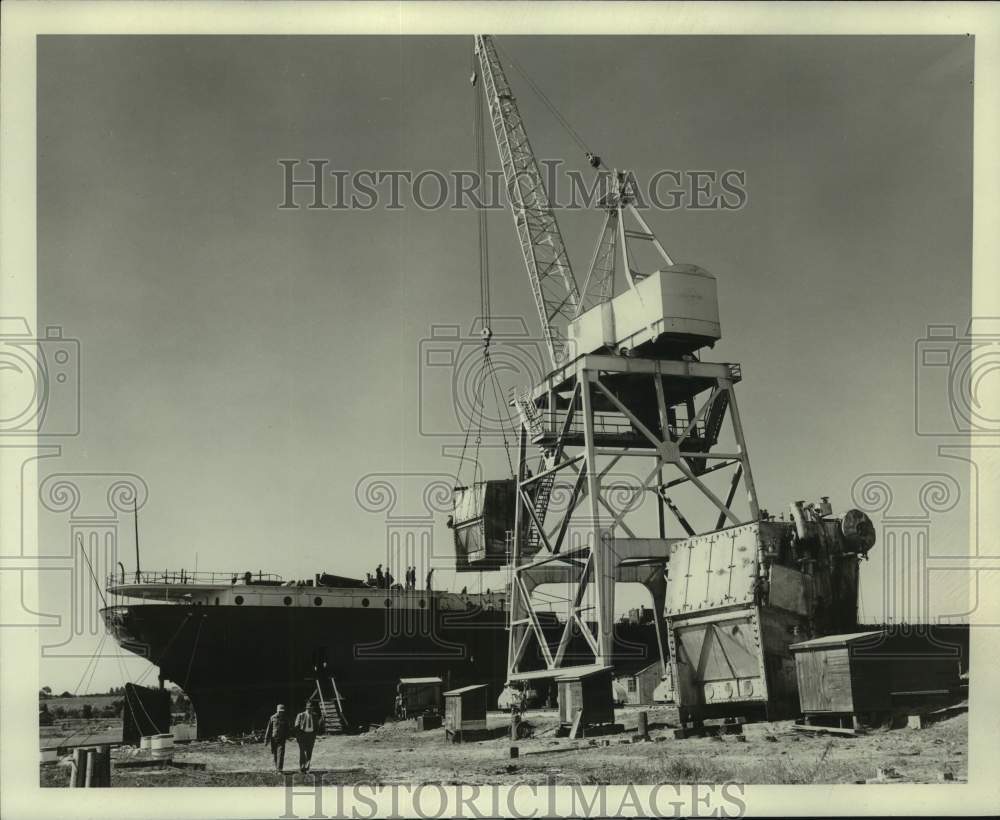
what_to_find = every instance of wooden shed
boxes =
[443,684,488,741]
[396,677,442,718]
[790,630,961,720]
[614,662,662,706]
[557,666,615,729]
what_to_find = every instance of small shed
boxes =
[443,684,488,741]
[614,662,662,706]
[397,677,443,717]
[557,665,615,729]
[790,630,961,718]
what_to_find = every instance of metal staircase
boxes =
[687,391,730,476]
[513,390,546,443]
[526,450,558,551]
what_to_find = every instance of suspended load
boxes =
[450,480,518,571]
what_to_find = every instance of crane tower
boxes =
[466,35,763,686]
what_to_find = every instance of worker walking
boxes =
[262,704,289,771]
[294,700,324,773]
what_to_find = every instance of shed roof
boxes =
[444,684,488,696]
[614,662,661,679]
[789,630,884,651]
[555,664,614,681]
[399,677,443,685]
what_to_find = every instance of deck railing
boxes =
[535,411,707,441]
[105,569,283,587]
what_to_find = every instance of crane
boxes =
[462,36,762,696]
[472,35,582,370]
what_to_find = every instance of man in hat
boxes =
[262,704,289,771]
[294,700,324,773]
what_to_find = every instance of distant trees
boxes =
[39,686,52,699]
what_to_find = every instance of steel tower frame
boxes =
[506,352,760,681]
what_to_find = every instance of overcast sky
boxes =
[36,35,973,692]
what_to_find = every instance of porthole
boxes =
[235,595,244,606]
[384,599,392,608]
[418,599,426,609]
[283,596,293,606]
[314,597,323,606]
[361,598,370,607]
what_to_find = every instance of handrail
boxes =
[106,569,283,587]
[536,411,707,439]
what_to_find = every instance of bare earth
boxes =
[40,704,967,787]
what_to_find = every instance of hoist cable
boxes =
[473,48,491,324]
[483,354,516,477]
[494,40,604,167]
[470,358,489,486]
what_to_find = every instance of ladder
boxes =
[512,390,546,443]
[688,391,730,476]
[313,676,348,735]
[526,450,558,551]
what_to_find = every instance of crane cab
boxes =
[568,264,721,359]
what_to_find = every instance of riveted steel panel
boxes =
[665,523,760,615]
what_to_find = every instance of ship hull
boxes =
[103,601,661,737]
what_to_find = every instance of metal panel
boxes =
[768,564,811,616]
[669,610,767,707]
[665,524,760,614]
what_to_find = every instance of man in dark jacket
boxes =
[262,704,289,771]
[294,700,324,772]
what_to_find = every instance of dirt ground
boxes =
[40,703,967,787]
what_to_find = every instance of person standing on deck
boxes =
[294,700,324,773]
[262,704,289,771]
[426,567,434,591]
[375,564,384,588]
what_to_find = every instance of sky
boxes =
[34,35,974,693]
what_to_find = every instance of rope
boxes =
[76,534,108,609]
[71,630,107,696]
[483,353,517,477]
[473,55,492,323]
[494,40,604,167]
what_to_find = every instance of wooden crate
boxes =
[557,666,615,728]
[398,677,442,716]
[443,684,488,741]
[790,630,961,717]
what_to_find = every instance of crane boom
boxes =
[474,35,581,369]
